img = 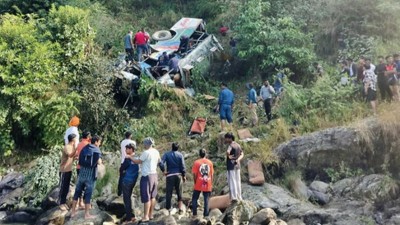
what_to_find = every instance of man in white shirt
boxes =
[120,131,136,164]
[118,131,136,196]
[259,81,275,122]
[64,116,80,149]
[129,137,160,223]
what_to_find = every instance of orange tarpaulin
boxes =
[189,117,207,135]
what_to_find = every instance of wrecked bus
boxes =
[115,18,223,97]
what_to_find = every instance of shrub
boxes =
[20,147,61,207]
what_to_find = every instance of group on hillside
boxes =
[58,116,245,223]
[216,76,282,131]
[340,54,400,114]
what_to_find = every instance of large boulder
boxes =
[221,200,257,225]
[274,118,400,180]
[332,174,399,204]
[0,172,24,192]
[247,160,265,185]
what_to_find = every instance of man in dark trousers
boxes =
[375,56,391,101]
[120,144,139,223]
[216,83,234,131]
[191,148,214,218]
[260,80,275,122]
[159,142,186,214]
[124,31,134,62]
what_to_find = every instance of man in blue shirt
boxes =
[246,83,258,126]
[168,55,180,74]
[120,144,139,223]
[159,142,186,214]
[216,83,234,131]
[124,31,134,62]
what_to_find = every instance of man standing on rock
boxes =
[129,137,160,223]
[191,148,214,218]
[224,132,244,203]
[74,131,92,210]
[118,131,136,196]
[216,82,234,131]
[71,135,103,219]
[121,143,139,223]
[59,133,77,211]
[159,142,186,214]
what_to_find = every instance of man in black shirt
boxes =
[375,56,392,101]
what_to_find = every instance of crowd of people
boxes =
[59,116,245,224]
[340,54,400,114]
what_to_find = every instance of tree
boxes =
[0,14,81,154]
[234,0,315,80]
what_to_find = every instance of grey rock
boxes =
[309,181,330,194]
[221,200,258,225]
[97,194,127,217]
[0,187,23,210]
[309,190,330,205]
[0,211,7,220]
[388,214,400,225]
[209,208,222,219]
[286,219,305,225]
[249,208,277,225]
[5,211,35,223]
[291,178,309,200]
[41,186,60,211]
[0,172,24,191]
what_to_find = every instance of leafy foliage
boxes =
[0,14,79,152]
[234,0,315,79]
[21,148,61,207]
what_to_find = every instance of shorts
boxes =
[388,74,398,86]
[366,88,377,101]
[73,176,95,204]
[140,174,158,203]
[220,104,233,123]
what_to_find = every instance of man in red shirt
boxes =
[134,28,148,62]
[219,25,229,36]
[191,148,214,218]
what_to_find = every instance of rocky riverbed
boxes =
[1,118,400,225]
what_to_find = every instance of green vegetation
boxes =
[325,161,363,183]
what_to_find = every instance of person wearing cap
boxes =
[64,116,80,149]
[129,137,160,223]
[246,82,258,126]
[121,144,139,223]
[59,133,78,211]
[74,131,92,210]
[159,142,186,214]
[118,131,137,196]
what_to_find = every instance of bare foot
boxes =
[70,211,77,218]
[85,214,96,220]
[59,204,68,211]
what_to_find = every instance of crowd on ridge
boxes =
[59,116,244,224]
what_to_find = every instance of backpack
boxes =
[79,145,98,168]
